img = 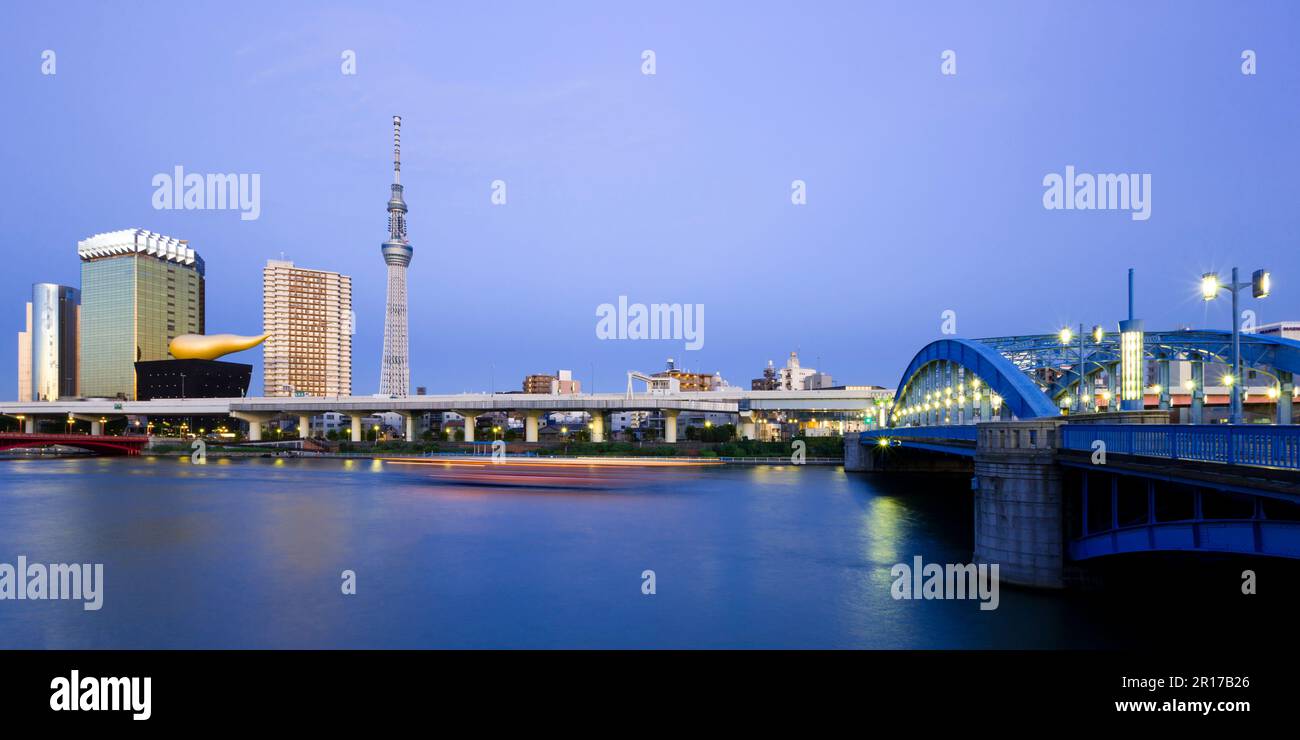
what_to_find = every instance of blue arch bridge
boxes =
[845,330,1300,588]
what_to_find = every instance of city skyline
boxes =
[2,2,1298,399]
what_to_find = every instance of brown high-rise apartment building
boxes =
[262,260,352,397]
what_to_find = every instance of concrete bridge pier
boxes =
[454,412,476,442]
[384,411,415,442]
[663,410,679,444]
[231,411,275,441]
[973,419,1067,589]
[588,411,605,443]
[524,412,540,443]
[740,412,756,441]
[24,417,34,433]
[73,413,108,435]
[350,415,363,442]
[298,415,310,439]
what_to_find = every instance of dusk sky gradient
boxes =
[2,1,1297,397]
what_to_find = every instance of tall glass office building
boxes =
[15,283,80,401]
[78,229,205,399]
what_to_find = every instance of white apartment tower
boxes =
[262,260,353,397]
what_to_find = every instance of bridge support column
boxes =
[231,411,274,442]
[350,415,363,442]
[973,419,1066,589]
[524,412,540,443]
[1190,361,1205,425]
[1157,359,1171,410]
[741,413,756,441]
[90,421,102,435]
[24,418,34,434]
[298,415,310,439]
[1107,362,1120,413]
[456,413,476,443]
[405,415,416,442]
[1278,371,1294,426]
[663,410,679,444]
[588,411,605,443]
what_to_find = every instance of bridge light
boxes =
[970,378,980,389]
[1150,384,1161,395]
[1222,373,1235,387]
[1201,273,1221,301]
[991,394,1003,409]
[1183,379,1196,392]
[1058,327,1073,344]
[1119,318,1145,409]
[1101,389,1112,401]
[1253,269,1271,299]
[877,437,890,448]
[1092,325,1105,343]
[1267,386,1280,399]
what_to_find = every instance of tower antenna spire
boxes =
[393,115,401,185]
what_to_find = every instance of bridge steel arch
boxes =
[889,338,1059,426]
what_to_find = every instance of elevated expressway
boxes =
[0,388,892,444]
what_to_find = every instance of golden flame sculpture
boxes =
[169,333,268,361]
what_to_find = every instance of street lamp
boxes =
[1201,267,1271,424]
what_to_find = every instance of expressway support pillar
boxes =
[351,415,363,442]
[1278,371,1294,426]
[524,412,540,443]
[1190,361,1205,425]
[90,421,102,435]
[231,411,275,441]
[24,417,34,434]
[588,411,605,443]
[740,412,756,441]
[663,410,679,444]
[460,413,476,443]
[298,415,311,439]
[405,415,416,442]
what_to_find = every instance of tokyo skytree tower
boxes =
[379,115,413,397]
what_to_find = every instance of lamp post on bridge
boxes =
[1201,267,1271,425]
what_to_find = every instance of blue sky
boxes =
[1,1,1297,396]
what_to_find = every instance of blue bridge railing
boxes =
[1060,424,1300,471]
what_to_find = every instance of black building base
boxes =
[135,359,252,400]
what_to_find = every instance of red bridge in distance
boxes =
[0,432,150,456]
